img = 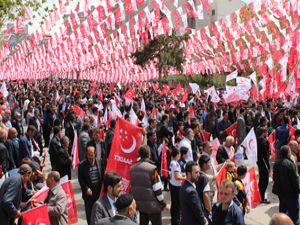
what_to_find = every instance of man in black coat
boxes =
[78,146,104,225]
[273,145,300,225]
[64,113,76,155]
[87,127,107,167]
[147,131,159,169]
[0,128,10,173]
[0,164,32,225]
[180,161,208,225]
[48,126,63,171]
[104,119,116,158]
[28,109,43,155]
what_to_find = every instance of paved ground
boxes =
[44,151,278,225]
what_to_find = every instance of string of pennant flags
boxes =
[0,0,299,99]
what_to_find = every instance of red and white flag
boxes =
[72,132,79,169]
[105,117,143,192]
[243,167,261,208]
[241,128,257,167]
[161,141,168,179]
[268,130,276,161]
[225,70,238,82]
[124,87,136,105]
[211,138,221,165]
[225,122,237,143]
[61,181,78,224]
[22,205,50,225]
[73,105,85,119]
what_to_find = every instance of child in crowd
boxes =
[232,165,250,214]
[178,146,189,172]
[226,161,236,182]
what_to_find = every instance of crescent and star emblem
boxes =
[120,129,137,154]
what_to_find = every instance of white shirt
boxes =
[179,138,193,162]
[107,195,117,216]
[169,159,182,187]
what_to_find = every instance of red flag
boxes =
[72,132,79,169]
[90,81,97,97]
[243,167,261,208]
[181,91,188,103]
[109,83,114,92]
[22,205,50,225]
[225,122,237,143]
[61,181,78,224]
[161,84,171,95]
[30,186,49,204]
[73,105,85,119]
[98,90,103,102]
[161,141,168,179]
[152,106,157,119]
[189,105,195,120]
[289,124,296,140]
[105,117,143,192]
[216,163,227,188]
[268,130,276,161]
[204,131,211,141]
[124,87,136,101]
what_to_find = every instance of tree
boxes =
[131,29,189,83]
[0,0,45,29]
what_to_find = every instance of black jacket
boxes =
[78,159,104,200]
[273,158,300,197]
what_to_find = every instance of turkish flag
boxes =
[73,105,85,119]
[124,87,136,100]
[22,205,50,225]
[204,131,211,141]
[71,132,79,169]
[243,167,261,208]
[105,117,143,192]
[241,128,257,168]
[61,181,78,224]
[225,122,237,142]
[268,130,276,161]
[161,84,171,95]
[216,163,227,189]
[161,141,168,179]
[181,91,188,103]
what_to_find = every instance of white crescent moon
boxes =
[248,139,253,151]
[121,136,136,154]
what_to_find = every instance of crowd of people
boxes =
[0,78,299,225]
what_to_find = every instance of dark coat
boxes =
[28,116,43,151]
[104,128,114,157]
[11,119,23,138]
[212,201,244,225]
[87,140,107,167]
[273,158,300,198]
[0,174,22,225]
[49,135,62,170]
[6,139,19,168]
[180,180,206,225]
[90,194,114,225]
[78,159,104,200]
[19,134,33,162]
[0,142,10,172]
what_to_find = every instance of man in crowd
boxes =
[90,172,123,225]
[130,145,167,225]
[180,161,208,225]
[212,180,244,225]
[96,194,137,225]
[273,145,300,225]
[78,146,105,225]
[78,123,91,162]
[19,125,37,162]
[45,171,68,225]
[0,164,32,225]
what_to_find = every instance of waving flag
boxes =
[72,132,79,169]
[22,205,50,225]
[161,141,168,179]
[243,167,261,208]
[241,128,257,167]
[105,117,143,192]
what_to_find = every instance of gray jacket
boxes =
[90,194,114,225]
[48,184,68,225]
[96,215,136,225]
[78,131,90,162]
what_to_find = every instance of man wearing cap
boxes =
[96,194,137,225]
[0,164,32,225]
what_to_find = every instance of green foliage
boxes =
[0,0,42,29]
[131,29,190,80]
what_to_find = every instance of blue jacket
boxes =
[0,173,22,225]
[212,201,244,225]
[180,180,206,225]
[275,124,289,150]
[19,134,33,162]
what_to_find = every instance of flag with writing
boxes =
[22,205,50,225]
[61,181,78,224]
[105,117,143,192]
